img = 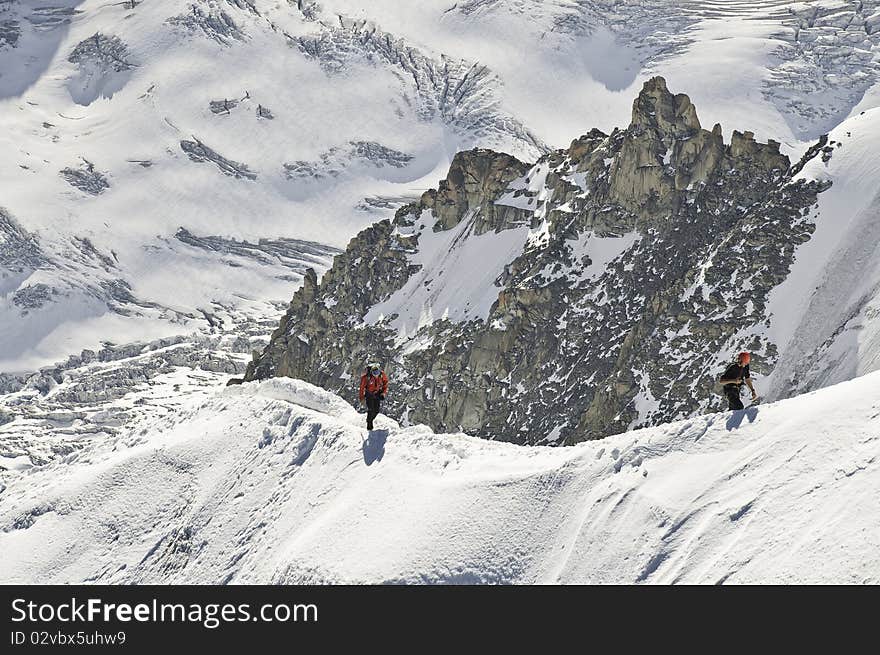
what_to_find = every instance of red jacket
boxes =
[359,371,388,401]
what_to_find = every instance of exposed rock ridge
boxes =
[244,77,832,445]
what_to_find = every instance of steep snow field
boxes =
[1,373,877,584]
[762,106,880,400]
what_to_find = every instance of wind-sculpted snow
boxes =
[1,374,878,584]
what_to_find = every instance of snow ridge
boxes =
[1,374,877,584]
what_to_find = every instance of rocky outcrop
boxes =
[12,283,55,311]
[420,149,530,233]
[283,141,414,180]
[60,159,110,195]
[174,228,338,274]
[209,98,240,114]
[246,219,414,383]
[0,17,20,49]
[68,33,133,73]
[167,4,245,45]
[0,207,43,274]
[180,138,257,179]
[244,77,832,445]
[609,77,787,220]
[291,15,547,158]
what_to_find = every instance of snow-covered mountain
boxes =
[2,1,879,585]
[3,0,880,372]
[2,3,880,475]
[245,77,880,444]
[2,373,877,584]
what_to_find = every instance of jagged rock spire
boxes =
[629,76,701,138]
[244,79,827,446]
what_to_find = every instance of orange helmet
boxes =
[738,352,751,365]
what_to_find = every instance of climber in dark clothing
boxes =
[719,351,758,410]
[359,362,389,430]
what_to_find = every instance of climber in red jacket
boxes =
[359,361,389,430]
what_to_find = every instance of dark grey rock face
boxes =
[167,4,245,44]
[349,141,412,168]
[209,98,240,114]
[180,138,257,179]
[244,221,415,384]
[283,141,413,180]
[12,283,54,310]
[0,207,43,273]
[68,33,133,72]
[174,228,339,274]
[60,159,110,195]
[25,4,82,31]
[224,0,259,14]
[0,17,19,48]
[245,78,833,445]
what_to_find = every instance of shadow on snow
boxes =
[726,406,759,431]
[362,429,388,465]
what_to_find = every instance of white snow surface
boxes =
[1,373,878,584]
[570,231,641,282]
[3,0,880,371]
[3,2,880,584]
[366,210,530,341]
[762,107,880,399]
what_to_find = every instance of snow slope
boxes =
[761,106,880,400]
[1,373,877,584]
[364,208,532,341]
